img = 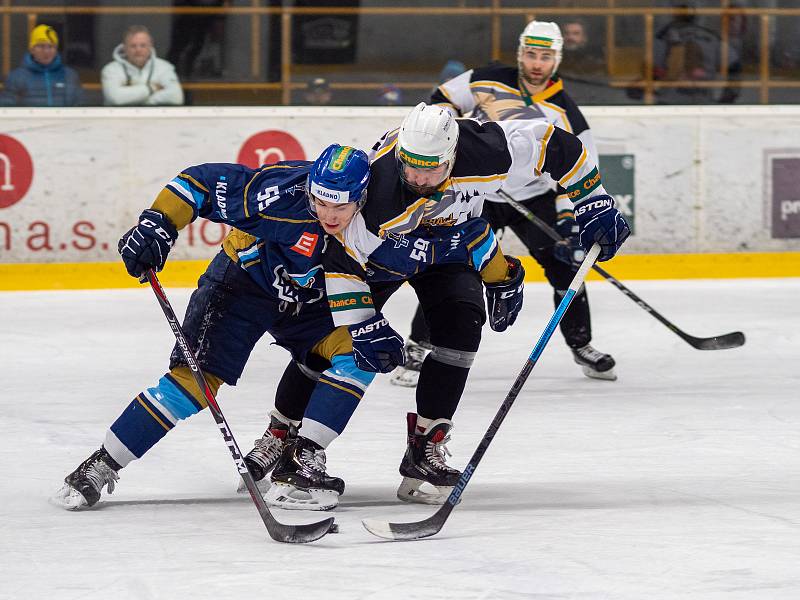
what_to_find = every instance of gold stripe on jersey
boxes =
[450,174,507,185]
[470,79,520,97]
[333,232,361,263]
[535,124,555,176]
[325,271,366,283]
[559,146,588,187]
[257,214,316,224]
[379,196,427,234]
[531,79,563,103]
[151,188,195,230]
[373,133,399,162]
[178,173,210,194]
[539,100,571,133]
[467,222,492,250]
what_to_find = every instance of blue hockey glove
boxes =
[574,194,630,262]
[348,313,406,373]
[552,216,586,268]
[485,255,525,332]
[118,209,179,279]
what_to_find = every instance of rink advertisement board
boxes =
[766,152,800,239]
[598,154,635,235]
[1,105,800,267]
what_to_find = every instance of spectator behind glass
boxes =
[101,25,184,106]
[652,3,740,104]
[0,24,84,106]
[439,60,466,84]
[559,19,606,79]
[303,77,332,105]
[377,84,403,106]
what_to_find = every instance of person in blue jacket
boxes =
[0,24,84,107]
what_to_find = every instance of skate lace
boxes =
[425,435,456,472]
[299,448,327,475]
[576,344,604,362]
[83,459,119,495]
[249,431,285,469]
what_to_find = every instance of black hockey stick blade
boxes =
[362,507,450,541]
[683,330,745,351]
[269,517,337,544]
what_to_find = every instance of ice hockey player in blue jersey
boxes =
[52,144,404,512]
[392,20,621,388]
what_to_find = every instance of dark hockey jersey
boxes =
[431,63,597,200]
[151,161,329,304]
[323,117,612,326]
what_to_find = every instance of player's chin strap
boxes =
[498,190,745,352]
[360,243,602,541]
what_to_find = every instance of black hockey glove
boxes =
[348,313,406,373]
[574,194,630,262]
[118,209,179,279]
[553,216,586,269]
[485,255,525,333]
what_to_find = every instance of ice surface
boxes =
[1,279,798,599]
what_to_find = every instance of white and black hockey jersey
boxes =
[323,117,612,326]
[431,63,597,201]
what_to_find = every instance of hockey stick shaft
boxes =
[362,245,601,540]
[498,191,745,351]
[145,270,333,543]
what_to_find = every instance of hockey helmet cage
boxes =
[518,20,563,73]
[307,144,370,214]
[396,102,459,184]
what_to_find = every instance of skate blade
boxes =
[236,476,271,495]
[50,484,89,511]
[396,477,453,505]
[580,365,617,381]
[389,367,420,388]
[264,482,339,511]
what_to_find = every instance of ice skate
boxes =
[390,340,431,388]
[236,414,290,493]
[571,343,617,381]
[397,413,461,505]
[265,435,344,511]
[51,447,121,510]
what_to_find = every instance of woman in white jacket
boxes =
[101,25,184,106]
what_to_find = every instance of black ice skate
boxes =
[51,447,122,510]
[397,413,461,505]
[571,343,617,381]
[389,340,431,388]
[236,414,290,494]
[265,435,345,511]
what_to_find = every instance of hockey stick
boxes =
[145,269,334,544]
[362,244,602,541]
[499,190,745,351]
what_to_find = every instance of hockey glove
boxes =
[118,209,179,279]
[574,194,630,262]
[552,216,586,269]
[348,313,406,373]
[485,255,525,333]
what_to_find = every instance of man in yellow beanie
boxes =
[0,24,84,106]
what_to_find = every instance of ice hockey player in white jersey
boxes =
[257,103,629,506]
[391,21,620,388]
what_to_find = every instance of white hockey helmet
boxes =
[518,20,563,74]
[396,102,459,186]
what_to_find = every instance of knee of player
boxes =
[427,301,484,350]
[146,366,224,420]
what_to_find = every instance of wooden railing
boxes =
[2,3,799,105]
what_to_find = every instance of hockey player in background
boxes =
[52,145,406,511]
[391,21,620,388]
[252,102,629,506]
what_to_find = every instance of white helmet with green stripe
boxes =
[518,20,563,73]
[396,102,459,189]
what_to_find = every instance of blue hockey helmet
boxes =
[306,144,370,214]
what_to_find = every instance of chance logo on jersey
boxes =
[290,232,319,257]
